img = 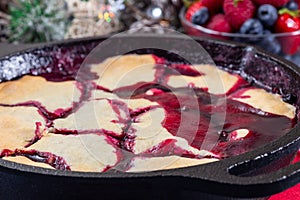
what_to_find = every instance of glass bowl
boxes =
[179,8,300,66]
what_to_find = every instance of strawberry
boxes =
[206,14,233,33]
[223,0,256,31]
[185,1,204,22]
[202,0,224,14]
[275,8,300,55]
[252,0,289,8]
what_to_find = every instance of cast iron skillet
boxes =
[0,35,299,200]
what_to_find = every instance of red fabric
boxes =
[269,150,300,200]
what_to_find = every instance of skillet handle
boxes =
[226,160,300,198]
[182,161,300,198]
[177,133,300,198]
[193,150,300,198]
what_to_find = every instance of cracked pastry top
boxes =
[0,54,297,173]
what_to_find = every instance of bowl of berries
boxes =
[180,0,300,65]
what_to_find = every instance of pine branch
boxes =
[8,0,69,43]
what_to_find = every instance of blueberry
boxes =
[238,19,264,43]
[257,30,281,54]
[240,18,264,34]
[257,4,278,27]
[192,7,209,25]
[286,0,299,11]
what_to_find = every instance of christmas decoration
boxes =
[120,0,182,33]
[65,0,123,39]
[120,0,183,33]
[128,18,173,34]
[0,0,187,43]
[9,0,69,43]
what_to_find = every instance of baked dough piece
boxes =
[167,64,240,94]
[54,95,159,134]
[91,54,156,91]
[231,88,296,119]
[0,76,81,113]
[0,106,46,151]
[131,107,213,157]
[26,133,118,172]
[53,99,127,134]
[91,90,159,110]
[127,156,219,172]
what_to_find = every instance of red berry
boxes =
[202,0,224,14]
[223,0,256,31]
[275,12,300,55]
[206,14,233,33]
[275,13,300,33]
[185,1,204,22]
[252,0,289,8]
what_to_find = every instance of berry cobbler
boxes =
[0,54,296,172]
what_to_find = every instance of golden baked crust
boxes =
[54,99,126,134]
[0,106,46,151]
[91,90,159,109]
[91,54,156,91]
[231,88,296,119]
[131,107,212,157]
[167,64,241,94]
[0,75,81,112]
[27,133,118,172]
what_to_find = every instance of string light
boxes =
[98,5,115,23]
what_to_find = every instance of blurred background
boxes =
[0,0,184,43]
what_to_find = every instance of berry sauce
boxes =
[113,55,295,158]
[0,54,297,171]
[0,149,70,170]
